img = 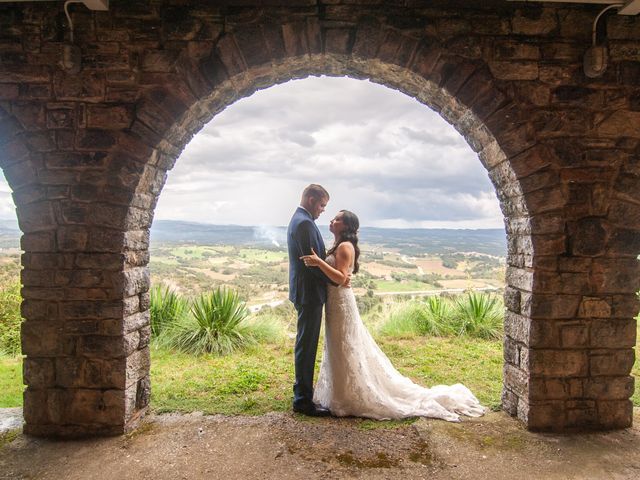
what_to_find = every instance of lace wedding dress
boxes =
[313,255,485,422]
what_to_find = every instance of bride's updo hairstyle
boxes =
[328,210,360,274]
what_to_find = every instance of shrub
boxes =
[377,302,421,338]
[451,292,503,340]
[166,287,264,355]
[0,282,22,356]
[415,295,453,336]
[150,285,189,338]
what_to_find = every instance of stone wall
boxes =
[0,0,638,435]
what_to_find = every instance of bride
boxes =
[300,210,485,422]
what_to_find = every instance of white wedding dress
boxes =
[313,255,485,422]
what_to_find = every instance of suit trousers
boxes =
[293,302,324,407]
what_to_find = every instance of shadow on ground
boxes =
[1,409,640,479]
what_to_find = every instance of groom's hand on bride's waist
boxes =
[342,273,352,289]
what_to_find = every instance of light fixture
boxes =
[583,3,623,78]
[60,0,109,73]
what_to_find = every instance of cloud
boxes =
[155,76,504,228]
[0,77,504,229]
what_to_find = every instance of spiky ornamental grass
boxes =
[150,285,190,339]
[451,292,504,340]
[167,287,261,355]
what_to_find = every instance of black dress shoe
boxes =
[293,403,331,417]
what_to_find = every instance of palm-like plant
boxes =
[168,287,253,355]
[452,292,503,339]
[150,285,189,338]
[416,295,453,336]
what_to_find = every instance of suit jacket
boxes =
[287,207,332,305]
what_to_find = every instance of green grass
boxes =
[237,248,287,263]
[0,355,22,407]
[2,328,639,413]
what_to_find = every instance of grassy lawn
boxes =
[0,356,22,407]
[1,334,639,413]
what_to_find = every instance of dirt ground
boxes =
[1,409,640,479]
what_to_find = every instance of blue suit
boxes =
[287,207,332,407]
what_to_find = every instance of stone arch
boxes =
[0,2,637,436]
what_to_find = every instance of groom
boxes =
[287,184,333,417]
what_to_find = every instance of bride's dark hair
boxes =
[328,210,360,274]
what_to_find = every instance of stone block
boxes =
[611,295,640,318]
[578,297,611,319]
[21,320,67,356]
[325,28,352,56]
[529,377,571,401]
[76,129,117,150]
[126,347,150,387]
[532,234,566,256]
[23,388,51,425]
[511,8,557,36]
[529,349,588,376]
[55,357,126,389]
[504,287,521,313]
[591,319,637,348]
[590,349,635,376]
[504,311,531,344]
[566,400,597,428]
[559,323,589,348]
[526,401,566,431]
[608,228,640,256]
[503,363,529,399]
[596,400,633,429]
[136,375,151,410]
[524,294,581,319]
[75,253,124,270]
[489,61,539,81]
[596,111,640,139]
[584,376,634,400]
[21,299,58,322]
[45,152,109,169]
[23,357,55,388]
[57,226,89,251]
[590,258,640,294]
[123,311,149,334]
[60,299,123,320]
[86,105,134,130]
[21,231,55,252]
[53,71,105,101]
[525,186,567,215]
[78,331,138,358]
[138,326,151,349]
[501,387,519,416]
[87,228,126,253]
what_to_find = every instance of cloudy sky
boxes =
[0,76,504,229]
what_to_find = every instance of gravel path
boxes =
[1,409,640,479]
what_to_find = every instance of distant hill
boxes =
[151,220,507,257]
[0,219,508,257]
[0,218,20,249]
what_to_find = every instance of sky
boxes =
[0,76,504,229]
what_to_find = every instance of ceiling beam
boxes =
[0,0,108,10]
[507,0,640,15]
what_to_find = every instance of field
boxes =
[1,226,639,417]
[148,243,505,309]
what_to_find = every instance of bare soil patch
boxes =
[1,410,639,479]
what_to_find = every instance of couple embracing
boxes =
[287,184,485,421]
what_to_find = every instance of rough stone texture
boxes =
[1,1,639,436]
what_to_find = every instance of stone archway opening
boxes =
[127,51,533,433]
[146,73,508,416]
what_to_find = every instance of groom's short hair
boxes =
[302,184,329,201]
